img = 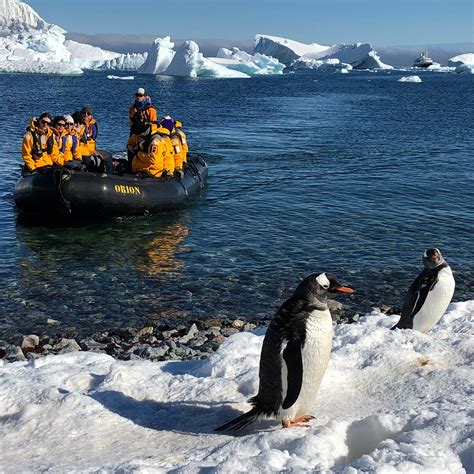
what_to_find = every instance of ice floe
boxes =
[398,75,422,82]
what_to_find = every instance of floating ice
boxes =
[138,36,175,75]
[398,75,422,82]
[254,34,392,70]
[107,75,134,80]
[163,40,249,78]
[1,300,472,472]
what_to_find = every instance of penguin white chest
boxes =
[280,309,333,420]
[413,266,455,333]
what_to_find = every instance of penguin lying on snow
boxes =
[392,248,455,333]
[216,273,353,432]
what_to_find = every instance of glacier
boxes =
[254,34,393,70]
[0,0,145,74]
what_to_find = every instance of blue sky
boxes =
[27,0,473,46]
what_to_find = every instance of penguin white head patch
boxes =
[315,273,330,289]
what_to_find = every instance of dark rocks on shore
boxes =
[0,300,370,364]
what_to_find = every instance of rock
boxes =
[244,323,257,331]
[47,318,60,325]
[53,338,82,353]
[232,319,245,329]
[137,326,154,337]
[179,323,199,343]
[146,343,169,359]
[80,338,107,352]
[204,318,222,328]
[222,327,239,338]
[380,305,392,314]
[21,335,40,350]
[3,344,26,362]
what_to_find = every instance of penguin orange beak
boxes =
[334,286,354,294]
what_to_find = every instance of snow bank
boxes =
[398,75,422,82]
[138,36,175,75]
[254,34,392,70]
[210,47,285,75]
[1,301,472,472]
[163,40,249,78]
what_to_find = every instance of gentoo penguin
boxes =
[216,273,353,432]
[392,248,455,333]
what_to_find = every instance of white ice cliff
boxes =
[254,34,392,70]
[448,53,474,74]
[138,36,175,75]
[162,40,248,78]
[0,0,145,74]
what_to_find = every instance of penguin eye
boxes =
[322,283,329,290]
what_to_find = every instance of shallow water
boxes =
[0,70,472,339]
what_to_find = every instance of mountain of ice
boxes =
[254,34,392,70]
[138,36,175,75]
[448,53,474,74]
[163,40,249,78]
[0,0,145,74]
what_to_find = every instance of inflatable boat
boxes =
[14,154,208,218]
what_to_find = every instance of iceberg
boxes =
[163,40,249,78]
[398,75,422,82]
[138,36,175,75]
[210,47,285,75]
[254,34,392,70]
[0,0,145,74]
[448,53,474,74]
[107,75,134,80]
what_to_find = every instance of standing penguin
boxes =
[216,273,353,432]
[392,248,455,333]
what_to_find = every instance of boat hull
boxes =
[14,154,208,218]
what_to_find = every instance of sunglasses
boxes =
[40,120,51,125]
[135,94,144,97]
[66,123,74,126]
[57,123,66,127]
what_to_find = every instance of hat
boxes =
[131,122,150,136]
[80,105,93,115]
[160,117,174,133]
[135,87,146,96]
[72,111,84,124]
[63,114,74,124]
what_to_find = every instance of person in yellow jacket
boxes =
[51,116,68,166]
[160,116,188,172]
[130,122,175,178]
[60,115,80,163]
[21,113,57,171]
[128,87,157,129]
[80,106,98,156]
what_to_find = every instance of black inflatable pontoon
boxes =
[14,154,208,218]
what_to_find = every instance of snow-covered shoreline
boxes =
[1,301,472,472]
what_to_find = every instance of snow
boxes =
[0,0,43,31]
[138,36,175,75]
[210,47,285,75]
[398,75,422,83]
[255,34,392,70]
[107,75,134,80]
[1,300,472,472]
[163,40,249,78]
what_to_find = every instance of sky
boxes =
[26,0,473,47]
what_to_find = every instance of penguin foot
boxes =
[282,416,314,428]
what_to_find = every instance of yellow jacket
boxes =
[132,124,175,177]
[170,122,188,169]
[83,117,98,156]
[21,118,55,170]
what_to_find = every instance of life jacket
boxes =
[84,118,98,141]
[143,126,174,174]
[27,120,53,159]
[130,97,155,125]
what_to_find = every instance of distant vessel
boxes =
[413,52,434,68]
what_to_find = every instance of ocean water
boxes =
[0,70,472,339]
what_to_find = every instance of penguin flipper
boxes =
[215,407,260,432]
[281,340,303,410]
[392,271,436,329]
